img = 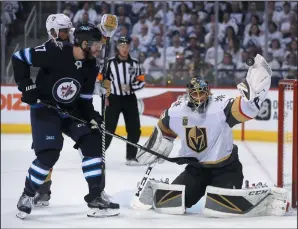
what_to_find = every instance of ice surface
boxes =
[1,134,297,228]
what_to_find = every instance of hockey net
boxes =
[277,79,297,209]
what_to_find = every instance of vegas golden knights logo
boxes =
[185,127,207,153]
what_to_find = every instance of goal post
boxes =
[277,79,297,209]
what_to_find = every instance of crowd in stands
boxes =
[61,1,297,87]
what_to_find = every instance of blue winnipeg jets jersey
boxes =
[12,41,99,121]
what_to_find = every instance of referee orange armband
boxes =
[136,74,145,82]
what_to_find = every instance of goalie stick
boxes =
[130,162,157,210]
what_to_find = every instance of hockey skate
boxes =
[87,192,120,217]
[16,193,34,219]
[34,180,52,206]
[126,158,142,166]
[34,190,51,206]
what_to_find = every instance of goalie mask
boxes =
[186,77,211,113]
[74,23,103,59]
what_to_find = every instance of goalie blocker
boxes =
[139,180,289,217]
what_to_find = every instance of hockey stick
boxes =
[130,162,157,210]
[100,36,111,188]
[37,100,202,168]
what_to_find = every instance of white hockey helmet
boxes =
[46,14,73,39]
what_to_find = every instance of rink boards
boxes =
[1,85,289,142]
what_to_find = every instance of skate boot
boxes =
[86,192,120,217]
[34,190,51,206]
[16,193,34,219]
[34,180,52,206]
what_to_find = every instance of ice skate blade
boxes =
[16,211,28,219]
[130,197,152,210]
[87,208,120,218]
[125,160,143,166]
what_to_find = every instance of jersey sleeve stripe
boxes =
[13,51,23,61]
[231,97,252,122]
[157,119,177,138]
[24,48,32,65]
[80,94,93,99]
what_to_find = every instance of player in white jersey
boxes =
[136,55,289,217]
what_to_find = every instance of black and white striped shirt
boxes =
[105,55,145,96]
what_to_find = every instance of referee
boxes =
[104,36,145,166]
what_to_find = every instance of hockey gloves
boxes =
[89,111,103,133]
[17,78,38,105]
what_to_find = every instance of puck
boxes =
[246,58,255,66]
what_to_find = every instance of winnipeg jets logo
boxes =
[52,78,81,103]
[75,61,82,69]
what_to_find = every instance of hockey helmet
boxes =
[46,14,73,40]
[74,23,103,47]
[117,36,131,45]
[186,77,211,112]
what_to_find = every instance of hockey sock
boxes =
[24,159,51,197]
[82,157,103,200]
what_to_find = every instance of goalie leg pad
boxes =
[152,182,185,215]
[204,185,288,218]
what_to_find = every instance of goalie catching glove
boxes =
[98,14,118,38]
[237,54,272,109]
[136,126,174,165]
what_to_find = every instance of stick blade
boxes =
[130,196,152,210]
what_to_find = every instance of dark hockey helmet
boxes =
[117,36,131,45]
[186,77,211,112]
[74,23,103,47]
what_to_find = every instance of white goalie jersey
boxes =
[157,94,260,167]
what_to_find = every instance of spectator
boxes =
[243,24,263,48]
[114,16,131,39]
[192,23,206,44]
[205,23,224,45]
[130,36,143,59]
[222,26,237,48]
[156,3,175,26]
[166,35,185,64]
[217,53,236,86]
[245,2,263,25]
[138,52,147,64]
[221,12,238,35]
[268,39,285,62]
[143,46,164,83]
[136,24,153,49]
[184,33,204,60]
[281,14,297,43]
[235,49,250,83]
[95,2,110,24]
[132,12,152,36]
[194,2,208,23]
[278,2,295,29]
[282,24,297,45]
[73,2,97,25]
[168,52,190,86]
[169,14,184,35]
[151,34,165,58]
[244,14,260,37]
[177,2,191,23]
[267,52,282,87]
[146,2,156,23]
[225,37,241,64]
[187,12,199,34]
[62,4,74,21]
[285,39,297,59]
[281,52,297,79]
[204,36,224,66]
[261,21,282,43]
[151,14,163,37]
[230,2,244,25]
[117,5,132,25]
